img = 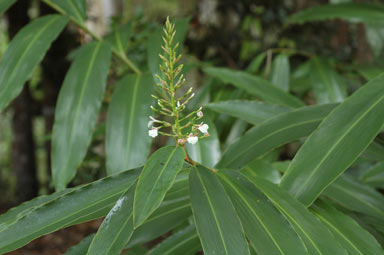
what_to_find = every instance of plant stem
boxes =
[42,0,142,75]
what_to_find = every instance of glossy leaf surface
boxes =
[189,165,250,255]
[51,41,111,190]
[246,175,347,255]
[133,146,185,227]
[280,73,384,206]
[219,171,306,255]
[0,169,140,253]
[0,15,68,112]
[323,175,384,222]
[206,100,289,125]
[148,225,201,255]
[311,199,384,255]
[106,74,153,175]
[87,186,136,255]
[216,104,336,169]
[204,67,304,108]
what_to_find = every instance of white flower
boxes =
[148,127,158,138]
[197,111,203,117]
[177,101,180,107]
[198,123,209,134]
[148,116,158,128]
[187,134,198,144]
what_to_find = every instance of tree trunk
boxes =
[7,0,38,203]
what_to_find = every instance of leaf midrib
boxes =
[222,117,323,167]
[195,168,229,254]
[293,93,384,202]
[220,175,285,255]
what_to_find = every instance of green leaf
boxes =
[128,196,191,248]
[360,161,384,188]
[0,168,140,253]
[51,41,111,191]
[206,100,289,125]
[148,225,201,255]
[287,3,384,26]
[241,159,281,184]
[65,234,95,255]
[104,22,132,55]
[87,185,136,255]
[323,175,384,222]
[0,0,16,16]
[133,146,185,227]
[49,0,87,23]
[309,57,346,104]
[280,73,384,206]
[148,18,189,79]
[203,67,304,108]
[246,175,347,255]
[218,171,307,255]
[270,54,290,92]
[311,199,384,255]
[216,104,337,169]
[106,74,154,175]
[186,117,221,168]
[0,14,68,112]
[189,165,250,255]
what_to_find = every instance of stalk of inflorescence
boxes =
[148,17,210,147]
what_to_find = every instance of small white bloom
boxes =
[148,127,158,138]
[148,120,154,128]
[148,116,158,128]
[198,123,209,134]
[197,111,203,117]
[177,101,180,107]
[187,134,198,144]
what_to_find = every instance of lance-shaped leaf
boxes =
[360,161,384,188]
[0,0,16,16]
[87,185,136,255]
[203,67,304,108]
[51,41,111,191]
[189,165,250,255]
[309,57,346,104]
[218,171,307,255]
[206,100,289,125]
[287,2,384,26]
[0,168,140,253]
[245,175,347,255]
[186,117,221,168]
[48,0,87,23]
[133,146,185,227]
[241,159,281,185]
[148,225,201,255]
[106,74,154,175]
[0,15,68,112]
[280,73,384,206]
[323,175,384,222]
[216,104,337,169]
[270,54,290,92]
[311,199,384,255]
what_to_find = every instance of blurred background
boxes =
[0,0,382,253]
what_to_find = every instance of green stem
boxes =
[42,0,142,75]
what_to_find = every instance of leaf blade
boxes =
[280,73,384,206]
[106,73,154,175]
[51,41,111,190]
[189,165,250,255]
[133,146,185,227]
[0,14,68,112]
